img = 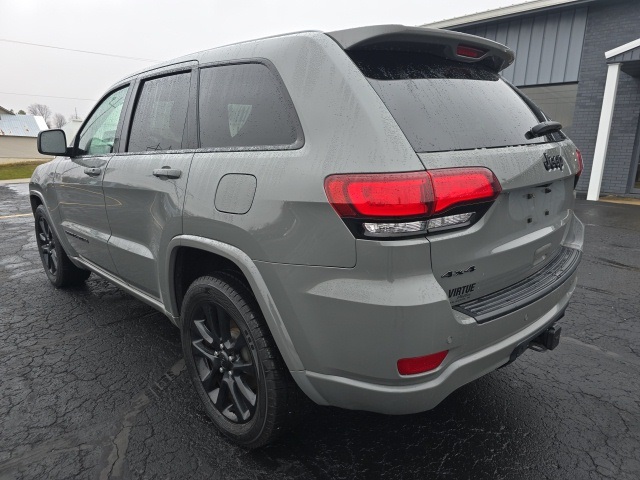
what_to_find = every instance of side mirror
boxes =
[38,129,69,156]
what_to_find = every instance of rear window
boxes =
[349,51,548,153]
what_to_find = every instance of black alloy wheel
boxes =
[34,205,91,287]
[36,214,58,276]
[181,273,299,448]
[190,301,258,423]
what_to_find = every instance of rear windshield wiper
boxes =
[525,121,563,139]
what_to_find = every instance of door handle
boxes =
[152,168,182,179]
[84,167,102,177]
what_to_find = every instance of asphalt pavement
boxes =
[1,182,639,480]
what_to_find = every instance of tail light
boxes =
[574,149,584,188]
[429,168,502,214]
[324,172,431,218]
[324,167,501,238]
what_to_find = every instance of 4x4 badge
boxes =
[441,265,476,278]
[543,153,564,171]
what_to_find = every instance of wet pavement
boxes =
[0,183,639,480]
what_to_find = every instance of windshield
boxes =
[350,51,549,153]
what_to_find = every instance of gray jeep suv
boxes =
[31,25,584,447]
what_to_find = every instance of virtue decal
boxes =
[449,283,476,298]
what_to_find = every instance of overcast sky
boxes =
[0,0,526,120]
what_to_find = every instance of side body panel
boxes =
[182,34,427,268]
[103,152,194,298]
[54,155,118,273]
[103,64,197,300]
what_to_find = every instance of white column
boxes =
[587,63,622,201]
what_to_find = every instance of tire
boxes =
[181,273,298,448]
[34,205,91,288]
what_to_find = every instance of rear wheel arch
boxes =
[166,236,305,372]
[172,245,249,314]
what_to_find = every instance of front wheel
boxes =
[181,273,298,448]
[34,205,91,288]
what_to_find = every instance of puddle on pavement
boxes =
[6,183,29,196]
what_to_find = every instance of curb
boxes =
[598,196,640,206]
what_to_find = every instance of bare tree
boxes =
[27,103,52,127]
[52,113,66,128]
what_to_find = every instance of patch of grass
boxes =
[0,161,47,181]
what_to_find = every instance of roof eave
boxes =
[606,38,640,59]
[422,0,597,29]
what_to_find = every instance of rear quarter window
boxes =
[349,51,549,153]
[198,63,301,150]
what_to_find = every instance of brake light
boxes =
[575,149,584,180]
[457,45,487,59]
[397,350,448,375]
[324,168,501,238]
[429,168,502,214]
[324,172,433,218]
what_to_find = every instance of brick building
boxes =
[424,0,640,198]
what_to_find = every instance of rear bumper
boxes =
[455,246,581,323]
[292,273,577,414]
[256,212,584,414]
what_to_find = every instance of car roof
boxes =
[109,24,514,90]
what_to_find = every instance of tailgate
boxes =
[419,141,581,306]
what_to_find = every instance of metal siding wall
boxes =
[513,18,533,85]
[485,23,498,42]
[551,11,574,83]
[565,8,588,80]
[458,7,587,86]
[538,13,559,84]
[502,20,522,82]
[526,17,546,85]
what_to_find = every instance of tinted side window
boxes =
[77,86,129,155]
[128,72,191,152]
[199,63,299,149]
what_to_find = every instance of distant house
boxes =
[0,106,51,160]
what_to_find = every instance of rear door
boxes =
[102,64,197,299]
[54,85,131,273]
[349,50,581,304]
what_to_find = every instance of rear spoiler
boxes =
[326,25,514,72]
